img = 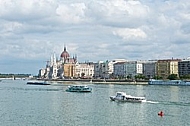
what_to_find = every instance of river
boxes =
[0,79,190,126]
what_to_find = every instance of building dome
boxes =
[60,46,70,59]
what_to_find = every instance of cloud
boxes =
[56,3,87,24]
[86,0,149,27]
[0,0,57,21]
[113,28,147,40]
[0,0,190,74]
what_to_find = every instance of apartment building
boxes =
[113,62,126,78]
[178,59,190,77]
[113,61,143,79]
[143,61,157,79]
[156,59,181,79]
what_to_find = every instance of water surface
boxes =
[0,80,190,126]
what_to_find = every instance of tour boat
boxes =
[66,85,92,92]
[148,79,190,86]
[110,92,146,102]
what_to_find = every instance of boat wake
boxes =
[158,101,190,106]
[144,100,159,104]
[145,100,190,106]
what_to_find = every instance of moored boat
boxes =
[27,80,50,85]
[110,92,146,103]
[148,79,190,86]
[66,85,92,92]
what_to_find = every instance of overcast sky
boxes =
[0,0,190,75]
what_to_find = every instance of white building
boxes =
[94,59,127,79]
[113,60,144,79]
[125,61,144,78]
[108,59,127,75]
[41,53,58,79]
[38,68,46,78]
[75,62,94,78]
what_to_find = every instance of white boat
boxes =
[66,85,92,92]
[148,79,190,86]
[110,92,146,103]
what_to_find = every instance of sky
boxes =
[0,0,190,75]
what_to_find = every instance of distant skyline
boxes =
[0,0,190,75]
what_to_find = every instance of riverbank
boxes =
[37,78,148,85]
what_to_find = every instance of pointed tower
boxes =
[53,53,56,66]
[52,52,57,79]
[50,55,53,67]
[74,54,77,63]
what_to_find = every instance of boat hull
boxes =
[27,81,50,85]
[110,92,146,103]
[66,90,92,92]
[66,85,92,92]
[148,79,190,86]
[110,96,145,103]
[66,89,92,92]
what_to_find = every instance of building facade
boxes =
[38,46,190,80]
[94,59,127,79]
[94,61,109,79]
[125,61,143,78]
[63,64,75,78]
[75,62,94,78]
[178,59,190,77]
[113,62,126,78]
[38,46,77,79]
[143,61,157,79]
[113,61,144,79]
[156,59,181,79]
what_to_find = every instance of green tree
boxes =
[135,74,145,80]
[167,74,178,80]
[153,76,163,80]
[180,74,190,79]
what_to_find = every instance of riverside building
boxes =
[113,60,144,79]
[143,60,157,79]
[156,59,181,79]
[38,46,77,79]
[38,46,95,79]
[38,46,188,80]
[75,62,94,78]
[94,59,127,79]
[178,58,190,77]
